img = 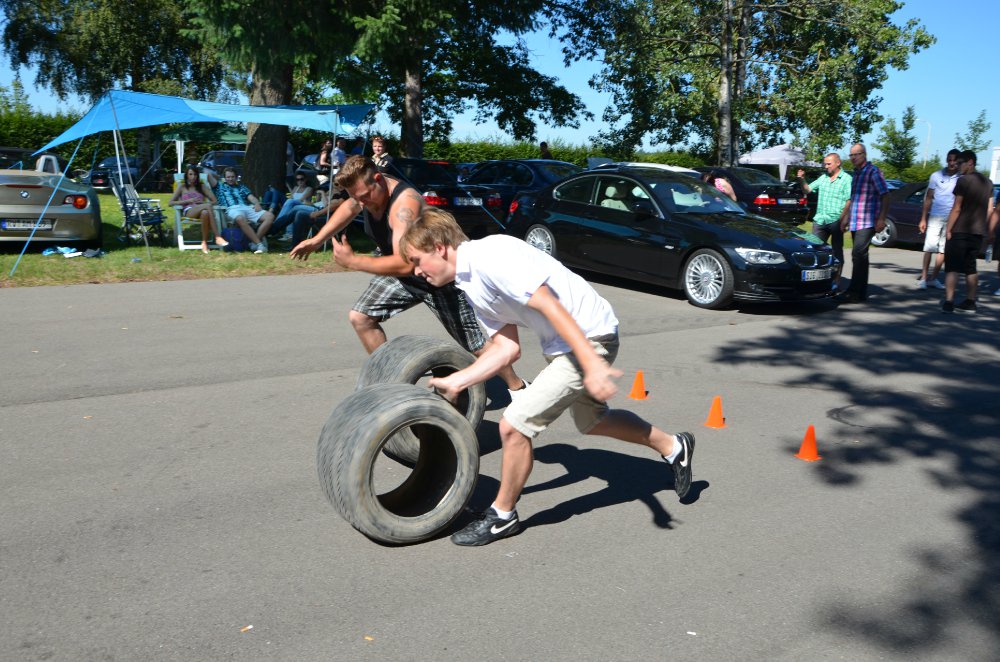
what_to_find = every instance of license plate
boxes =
[2,220,53,230]
[454,197,482,206]
[778,198,798,205]
[802,268,832,281]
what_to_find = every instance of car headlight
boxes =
[735,247,786,265]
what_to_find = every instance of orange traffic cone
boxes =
[795,425,822,461]
[628,371,648,400]
[703,395,726,428]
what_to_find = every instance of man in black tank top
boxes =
[290,156,525,393]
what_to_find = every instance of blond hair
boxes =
[334,155,379,189]
[399,208,469,262]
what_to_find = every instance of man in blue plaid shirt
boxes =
[837,144,888,303]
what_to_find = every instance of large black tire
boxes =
[356,335,486,464]
[317,383,480,544]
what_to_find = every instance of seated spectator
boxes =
[169,166,224,254]
[288,184,349,247]
[262,184,287,216]
[701,170,738,202]
[316,138,334,184]
[333,138,348,169]
[211,167,274,253]
[270,173,316,239]
[372,136,393,170]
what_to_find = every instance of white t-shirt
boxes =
[454,235,618,356]
[927,169,960,217]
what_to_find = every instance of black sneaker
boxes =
[955,299,977,314]
[451,508,521,546]
[665,432,695,499]
[941,300,954,313]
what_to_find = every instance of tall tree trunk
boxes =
[245,63,293,196]
[717,0,735,166]
[402,65,423,158]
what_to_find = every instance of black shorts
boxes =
[352,275,486,352]
[944,232,981,275]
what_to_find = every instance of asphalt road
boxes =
[2,248,998,661]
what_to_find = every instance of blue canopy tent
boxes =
[10,91,374,275]
[35,90,374,153]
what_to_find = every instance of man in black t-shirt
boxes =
[942,151,994,313]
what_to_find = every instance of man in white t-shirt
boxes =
[399,208,696,546]
[917,149,961,289]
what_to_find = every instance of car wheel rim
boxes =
[686,254,724,304]
[525,227,553,254]
[872,228,889,245]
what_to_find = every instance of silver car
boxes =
[1,153,103,249]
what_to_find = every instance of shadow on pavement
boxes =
[712,279,1000,656]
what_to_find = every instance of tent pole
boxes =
[108,93,153,260]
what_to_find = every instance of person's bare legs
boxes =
[945,271,958,302]
[929,253,944,283]
[919,252,932,281]
[966,272,978,301]
[256,212,274,238]
[235,216,261,244]
[491,410,680,512]
[348,310,388,353]
[471,342,523,391]
[493,418,536,512]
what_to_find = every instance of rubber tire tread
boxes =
[317,383,479,544]
[356,335,486,463]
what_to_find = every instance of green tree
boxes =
[0,76,32,114]
[1,0,226,167]
[186,0,360,193]
[330,0,589,158]
[954,109,992,153]
[872,105,918,172]
[549,0,933,165]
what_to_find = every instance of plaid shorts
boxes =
[352,275,486,352]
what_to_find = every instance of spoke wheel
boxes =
[524,224,556,256]
[683,249,734,309]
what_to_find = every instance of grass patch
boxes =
[1,191,373,287]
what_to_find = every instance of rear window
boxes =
[554,176,595,204]
[732,168,780,185]
[537,162,582,183]
[388,160,458,187]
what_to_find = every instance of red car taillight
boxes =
[753,193,776,205]
[798,197,808,206]
[509,200,519,216]
[423,193,448,206]
[63,194,88,209]
[486,193,502,207]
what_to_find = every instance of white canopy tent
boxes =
[738,143,820,180]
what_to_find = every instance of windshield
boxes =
[732,167,780,185]
[390,160,458,187]
[538,162,583,183]
[647,174,746,214]
[97,157,136,168]
[214,153,244,166]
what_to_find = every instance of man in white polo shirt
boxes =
[399,208,696,546]
[916,149,961,289]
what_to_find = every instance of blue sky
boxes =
[3,0,998,167]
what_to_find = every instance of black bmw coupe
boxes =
[506,164,840,309]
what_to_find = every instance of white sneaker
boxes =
[252,242,265,254]
[915,279,927,289]
[509,380,530,402]
[930,279,945,290]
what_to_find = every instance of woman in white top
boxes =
[271,173,315,234]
